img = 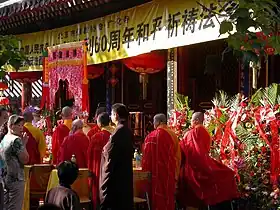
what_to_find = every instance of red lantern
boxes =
[265,46,275,55]
[122,51,166,74]
[122,51,166,99]
[0,97,9,105]
[0,82,8,91]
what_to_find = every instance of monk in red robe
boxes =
[23,111,46,164]
[178,112,239,210]
[87,112,114,210]
[87,107,106,140]
[52,106,73,164]
[142,113,181,210]
[58,119,89,168]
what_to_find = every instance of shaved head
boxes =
[191,112,204,127]
[153,113,167,129]
[23,111,33,123]
[61,106,72,119]
[72,119,83,133]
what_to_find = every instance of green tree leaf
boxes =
[220,21,234,35]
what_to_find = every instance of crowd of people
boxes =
[0,104,240,210]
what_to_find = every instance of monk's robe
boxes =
[58,131,89,168]
[83,123,92,136]
[23,122,46,164]
[52,119,72,164]
[99,122,134,210]
[87,126,114,210]
[142,124,180,210]
[87,124,100,140]
[178,125,239,208]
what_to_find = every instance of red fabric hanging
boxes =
[87,65,104,79]
[122,51,166,74]
[0,82,8,91]
[10,71,42,83]
[0,97,9,105]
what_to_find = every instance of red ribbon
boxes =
[254,106,280,183]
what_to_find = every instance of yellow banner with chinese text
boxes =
[17,0,237,71]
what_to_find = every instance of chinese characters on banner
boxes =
[17,0,238,70]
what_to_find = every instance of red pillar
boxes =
[21,82,32,111]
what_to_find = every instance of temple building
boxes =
[1,0,279,137]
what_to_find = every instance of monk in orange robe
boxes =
[52,106,73,165]
[142,113,181,210]
[58,119,89,168]
[178,112,239,210]
[87,112,114,210]
[23,111,46,164]
[87,107,106,140]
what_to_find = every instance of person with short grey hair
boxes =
[142,113,181,210]
[0,114,29,210]
[58,119,89,168]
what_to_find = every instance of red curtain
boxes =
[122,51,167,74]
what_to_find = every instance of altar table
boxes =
[23,166,150,210]
[23,165,32,210]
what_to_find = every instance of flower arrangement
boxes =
[168,93,193,139]
[40,108,53,163]
[169,84,280,209]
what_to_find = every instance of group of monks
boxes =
[24,104,240,210]
[142,112,239,210]
[50,106,116,209]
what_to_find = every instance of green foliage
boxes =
[212,90,240,110]
[219,0,280,59]
[250,83,280,106]
[175,93,193,119]
[175,93,189,110]
[0,35,26,72]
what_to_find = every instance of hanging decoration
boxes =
[122,51,166,100]
[47,41,88,113]
[109,63,118,87]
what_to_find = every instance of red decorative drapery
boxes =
[48,41,88,112]
[10,71,42,83]
[88,65,104,79]
[122,51,167,74]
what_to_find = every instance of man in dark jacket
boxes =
[99,103,134,210]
